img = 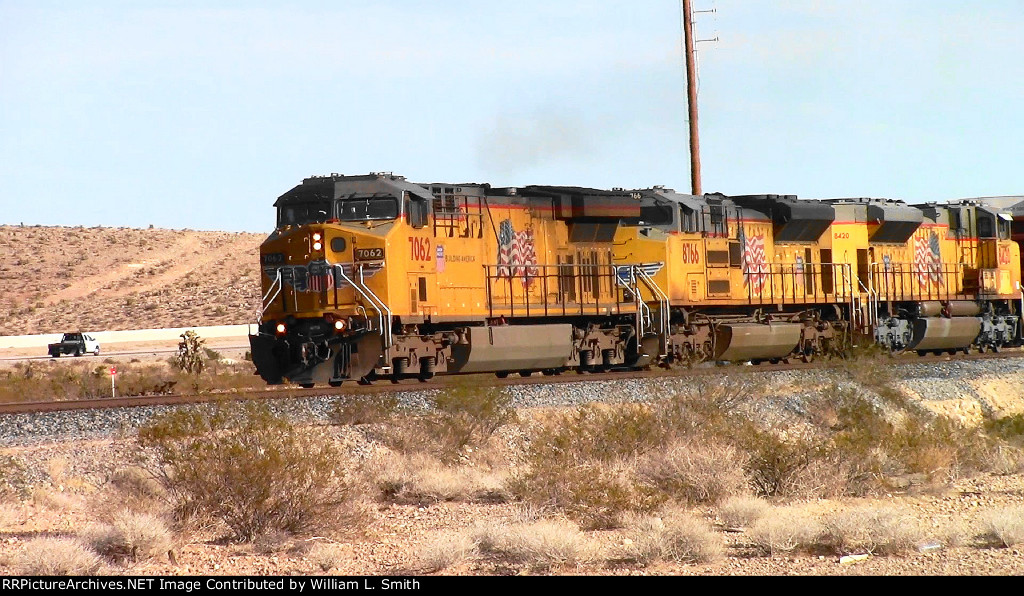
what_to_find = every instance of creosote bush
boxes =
[381,382,517,462]
[137,402,355,542]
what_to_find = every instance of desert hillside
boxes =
[0,225,266,336]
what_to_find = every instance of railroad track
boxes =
[1,348,1021,415]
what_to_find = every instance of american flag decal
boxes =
[739,226,768,296]
[497,219,539,286]
[307,262,335,292]
[914,231,944,290]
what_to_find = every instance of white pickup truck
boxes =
[47,332,101,357]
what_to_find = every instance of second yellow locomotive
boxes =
[250,172,1021,387]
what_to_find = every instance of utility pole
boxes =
[682,0,701,196]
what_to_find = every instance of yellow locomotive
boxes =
[250,172,1022,387]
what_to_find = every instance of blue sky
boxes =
[1,0,1021,232]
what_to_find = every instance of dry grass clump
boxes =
[981,506,1024,548]
[81,511,174,563]
[718,495,770,530]
[936,518,973,549]
[368,452,508,504]
[137,402,358,542]
[307,542,350,571]
[13,537,105,575]
[818,506,924,555]
[472,518,597,571]
[331,394,399,426]
[615,507,722,565]
[0,502,24,528]
[638,439,749,505]
[747,506,821,556]
[415,531,477,573]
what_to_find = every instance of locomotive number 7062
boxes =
[354,247,385,261]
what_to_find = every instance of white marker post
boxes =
[110,366,117,398]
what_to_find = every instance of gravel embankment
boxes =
[3,358,1021,450]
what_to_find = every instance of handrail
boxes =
[334,264,387,347]
[633,264,670,357]
[358,265,393,348]
[260,269,283,319]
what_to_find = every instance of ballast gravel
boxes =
[2,357,1021,448]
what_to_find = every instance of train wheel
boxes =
[992,342,1002,353]
[418,357,436,382]
[495,371,510,379]
[917,350,927,357]
[329,380,343,387]
[358,376,374,386]
[978,344,987,354]
[300,383,314,389]
[519,370,533,377]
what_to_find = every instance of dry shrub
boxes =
[639,439,749,505]
[13,537,105,575]
[82,511,174,563]
[331,394,398,426]
[512,404,665,529]
[981,506,1024,548]
[93,467,168,519]
[0,453,31,499]
[718,495,770,530]
[616,507,722,565]
[515,457,662,531]
[988,445,1024,476]
[137,402,357,542]
[737,423,835,498]
[472,518,596,570]
[382,384,516,462]
[369,452,508,504]
[415,531,476,573]
[818,506,924,555]
[748,506,821,556]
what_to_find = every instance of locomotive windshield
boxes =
[278,202,331,227]
[338,197,398,221]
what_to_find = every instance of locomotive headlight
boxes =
[312,232,322,241]
[313,241,323,250]
[334,320,346,331]
[275,323,287,335]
